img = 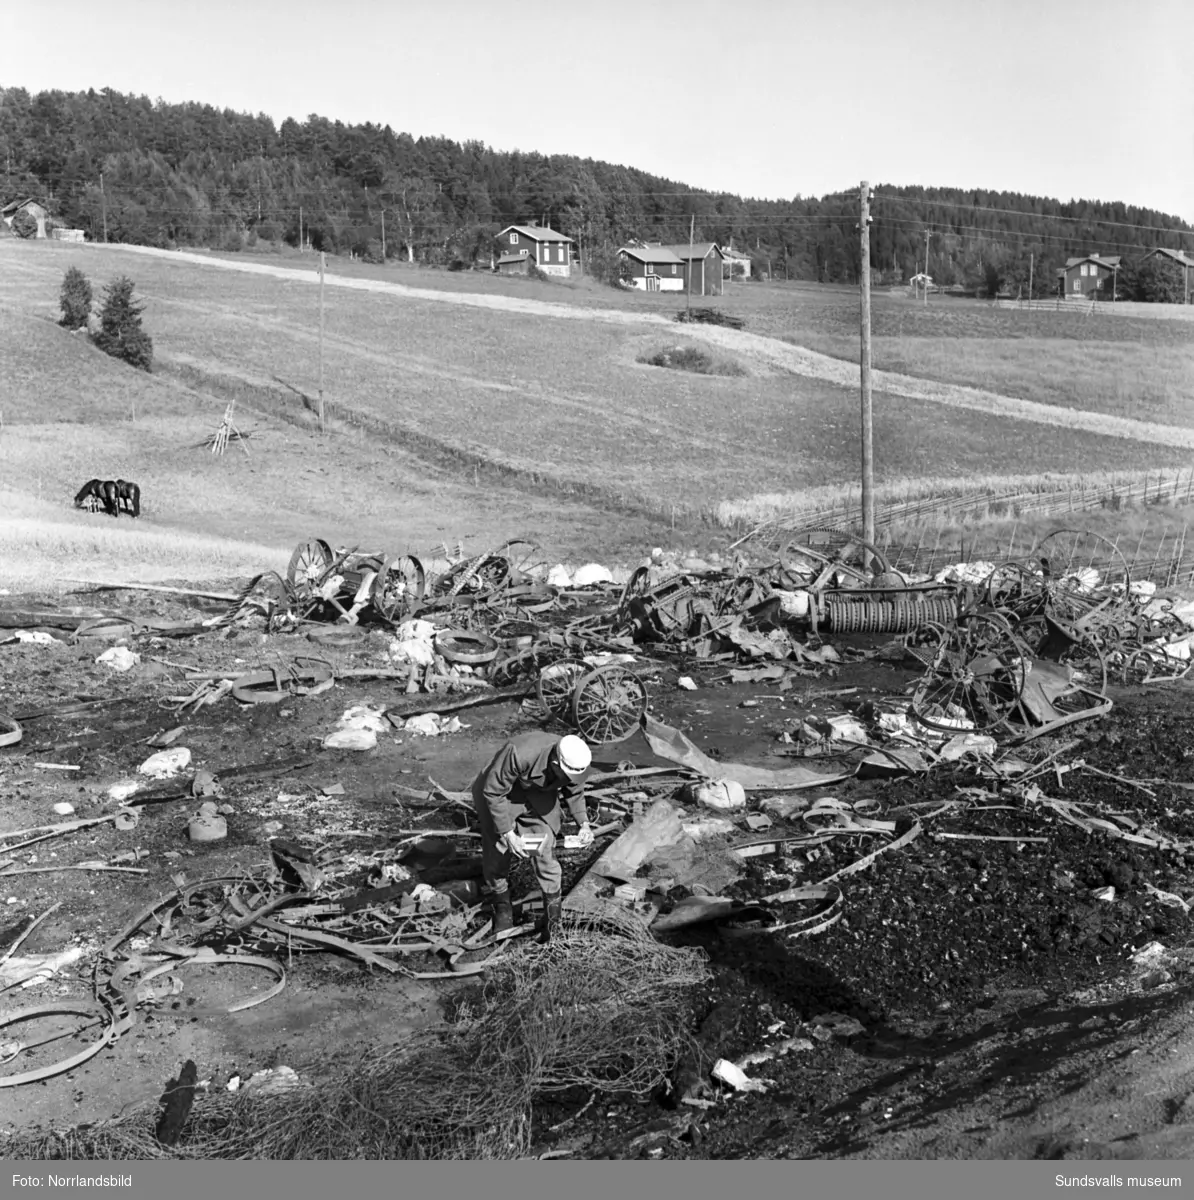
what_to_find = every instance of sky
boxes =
[3,0,1193,223]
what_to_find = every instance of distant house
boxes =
[1,198,49,239]
[1060,253,1120,299]
[1138,247,1194,299]
[618,242,725,295]
[618,245,687,291]
[494,225,575,277]
[51,228,85,243]
[720,246,753,279]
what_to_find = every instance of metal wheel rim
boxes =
[287,539,334,600]
[570,665,648,744]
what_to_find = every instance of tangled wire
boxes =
[5,913,708,1160]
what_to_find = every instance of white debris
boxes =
[138,747,192,779]
[52,802,75,816]
[826,714,868,742]
[933,560,997,586]
[677,676,698,691]
[571,563,613,587]
[323,728,377,751]
[108,780,141,802]
[712,1058,766,1093]
[323,704,389,749]
[402,713,467,737]
[937,733,999,761]
[681,815,736,840]
[386,619,438,667]
[1169,600,1194,629]
[774,589,811,618]
[1130,580,1157,600]
[691,779,747,812]
[14,630,57,645]
[96,646,140,672]
[241,1066,306,1096]
[546,564,572,588]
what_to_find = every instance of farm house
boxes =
[1060,253,1120,299]
[617,244,687,291]
[494,225,576,277]
[1,197,48,238]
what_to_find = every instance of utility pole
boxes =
[380,209,386,261]
[100,172,108,243]
[1113,263,1118,304]
[1028,252,1034,304]
[859,181,875,558]
[318,251,326,435]
[687,213,694,313]
[299,206,303,252]
[923,228,930,306]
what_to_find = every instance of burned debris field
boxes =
[5,523,1194,1163]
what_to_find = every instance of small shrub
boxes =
[527,262,550,282]
[11,209,38,238]
[447,257,468,272]
[638,345,746,376]
[59,267,93,330]
[675,307,746,330]
[93,275,153,372]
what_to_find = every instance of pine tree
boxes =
[58,266,93,329]
[93,275,153,371]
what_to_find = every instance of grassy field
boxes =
[2,237,1193,587]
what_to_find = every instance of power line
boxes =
[874,192,1194,237]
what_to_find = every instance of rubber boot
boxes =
[491,890,514,937]
[538,892,563,945]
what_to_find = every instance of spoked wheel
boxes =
[780,531,892,591]
[440,553,511,598]
[372,554,426,620]
[982,560,1045,614]
[570,665,649,744]
[618,565,653,612]
[910,613,1030,734]
[1032,529,1132,636]
[489,642,570,689]
[536,660,588,724]
[286,539,334,602]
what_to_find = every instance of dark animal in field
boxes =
[73,478,124,517]
[114,479,141,518]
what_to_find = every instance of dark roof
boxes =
[1142,247,1194,269]
[619,245,684,265]
[496,253,528,266]
[656,242,723,260]
[1063,254,1121,269]
[498,224,574,244]
[1,197,43,216]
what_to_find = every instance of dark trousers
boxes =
[472,778,563,897]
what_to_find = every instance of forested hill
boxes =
[2,85,1191,292]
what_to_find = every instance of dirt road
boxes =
[94,243,1194,453]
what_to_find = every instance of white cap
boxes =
[557,735,592,776]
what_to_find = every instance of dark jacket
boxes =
[477,732,588,837]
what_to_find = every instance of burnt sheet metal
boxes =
[640,714,853,792]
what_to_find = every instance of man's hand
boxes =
[499,829,529,859]
[575,822,594,849]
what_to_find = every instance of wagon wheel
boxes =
[488,642,569,688]
[286,539,335,602]
[1033,529,1131,636]
[780,535,890,591]
[570,665,649,745]
[536,660,588,724]
[618,566,653,611]
[982,560,1045,615]
[440,553,512,598]
[910,613,1030,734]
[492,539,542,583]
[372,554,426,621]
